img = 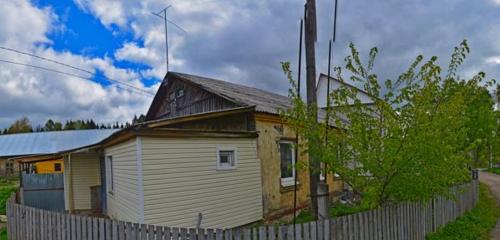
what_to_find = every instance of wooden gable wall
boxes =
[149,77,239,120]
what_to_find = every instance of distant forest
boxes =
[0,115,146,135]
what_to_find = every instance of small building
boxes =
[145,72,346,221]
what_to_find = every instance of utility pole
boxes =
[304,0,320,220]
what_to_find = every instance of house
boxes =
[144,72,345,221]
[0,129,118,176]
[5,71,360,229]
[316,73,375,108]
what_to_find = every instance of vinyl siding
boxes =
[66,152,101,210]
[105,139,140,223]
[141,137,263,229]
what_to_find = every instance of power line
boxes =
[0,46,94,75]
[0,46,155,96]
[0,59,154,97]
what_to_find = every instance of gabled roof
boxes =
[0,129,119,158]
[147,72,292,117]
[147,71,348,126]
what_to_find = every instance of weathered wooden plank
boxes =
[104,219,111,240]
[99,218,105,240]
[310,221,317,240]
[303,222,310,240]
[164,227,172,240]
[277,226,286,240]
[111,220,118,240]
[147,224,155,240]
[268,225,276,240]
[259,226,266,240]
[119,221,126,240]
[242,228,250,240]
[171,227,180,240]
[286,225,294,240]
[189,228,197,240]
[94,218,101,240]
[138,224,146,240]
[124,222,131,240]
[75,215,82,240]
[234,228,242,240]
[198,228,207,240]
[205,229,214,240]
[225,228,232,240]
[215,228,222,240]
[180,228,188,240]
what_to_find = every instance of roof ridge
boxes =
[170,71,290,99]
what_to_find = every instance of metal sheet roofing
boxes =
[0,129,119,157]
[169,72,348,125]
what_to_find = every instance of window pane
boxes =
[219,150,235,168]
[54,163,61,172]
[280,143,293,178]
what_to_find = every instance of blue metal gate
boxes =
[22,173,65,212]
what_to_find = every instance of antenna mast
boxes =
[153,6,172,73]
[153,6,187,75]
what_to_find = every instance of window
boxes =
[217,147,237,170]
[54,163,62,172]
[280,141,296,187]
[5,162,13,174]
[106,156,114,194]
[176,89,184,98]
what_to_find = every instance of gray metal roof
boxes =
[0,129,119,157]
[170,72,348,125]
[171,72,291,115]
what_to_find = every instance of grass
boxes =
[0,178,17,240]
[293,202,369,224]
[0,229,6,240]
[487,167,500,175]
[0,179,17,215]
[426,183,500,240]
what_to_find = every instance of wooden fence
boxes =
[7,180,478,240]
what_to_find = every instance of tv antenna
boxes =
[152,5,187,74]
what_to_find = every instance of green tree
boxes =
[44,119,63,131]
[7,117,33,134]
[281,40,496,208]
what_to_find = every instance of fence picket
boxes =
[5,181,480,240]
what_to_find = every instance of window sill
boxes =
[281,179,299,187]
[216,166,237,171]
[280,182,300,193]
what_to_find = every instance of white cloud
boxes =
[485,56,500,64]
[74,0,127,28]
[0,0,55,49]
[114,42,161,66]
[0,0,154,129]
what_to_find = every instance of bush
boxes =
[427,183,500,240]
[487,168,500,175]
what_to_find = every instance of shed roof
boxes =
[0,129,119,158]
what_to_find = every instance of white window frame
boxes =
[216,146,238,170]
[279,141,297,187]
[106,155,114,194]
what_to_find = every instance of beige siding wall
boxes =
[141,137,262,228]
[105,139,140,223]
[65,152,101,211]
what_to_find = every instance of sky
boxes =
[0,0,499,129]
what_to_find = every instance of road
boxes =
[479,172,500,240]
